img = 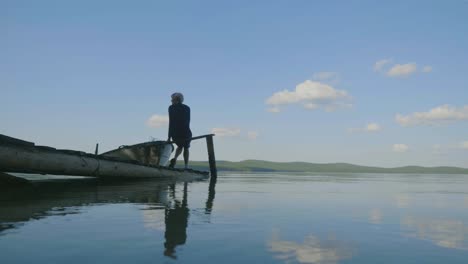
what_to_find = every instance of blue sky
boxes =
[2,0,468,167]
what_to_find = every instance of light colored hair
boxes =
[171,92,184,103]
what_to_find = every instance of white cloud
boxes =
[461,141,468,150]
[211,127,241,137]
[348,123,381,133]
[393,144,409,153]
[387,63,417,77]
[267,106,281,113]
[422,65,433,73]
[266,80,350,112]
[374,59,392,72]
[247,131,259,140]
[365,123,381,132]
[312,71,338,81]
[396,105,468,126]
[146,114,169,128]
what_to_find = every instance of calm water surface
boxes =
[1,172,468,263]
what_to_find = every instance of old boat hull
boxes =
[100,141,174,166]
[0,135,209,180]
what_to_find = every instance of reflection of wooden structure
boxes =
[0,134,213,180]
[0,177,218,260]
[0,179,173,225]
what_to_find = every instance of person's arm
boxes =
[167,106,173,141]
[187,106,191,125]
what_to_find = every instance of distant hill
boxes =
[188,160,468,174]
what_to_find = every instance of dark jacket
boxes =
[168,103,192,140]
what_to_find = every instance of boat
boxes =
[100,140,174,166]
[0,134,210,181]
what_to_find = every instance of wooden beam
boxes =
[206,135,217,178]
[166,134,215,144]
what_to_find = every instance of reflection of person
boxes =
[167,92,192,169]
[164,183,189,259]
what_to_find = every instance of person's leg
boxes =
[170,146,183,168]
[174,146,183,160]
[183,147,189,169]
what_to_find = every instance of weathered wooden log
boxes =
[0,145,208,180]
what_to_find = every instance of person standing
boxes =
[167,93,192,169]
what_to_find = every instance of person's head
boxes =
[171,92,184,104]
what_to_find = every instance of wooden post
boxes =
[206,135,217,178]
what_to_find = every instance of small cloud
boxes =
[348,122,381,133]
[267,106,281,113]
[396,105,468,126]
[393,144,409,153]
[374,59,431,77]
[211,127,241,137]
[247,131,259,140]
[422,65,433,73]
[461,141,468,150]
[312,71,338,82]
[374,59,392,72]
[146,114,169,128]
[387,63,417,77]
[266,80,350,112]
[365,123,381,132]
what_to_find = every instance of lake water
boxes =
[1,172,468,264]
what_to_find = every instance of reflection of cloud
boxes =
[142,208,166,231]
[395,194,410,208]
[402,216,468,250]
[268,230,353,264]
[369,209,382,224]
